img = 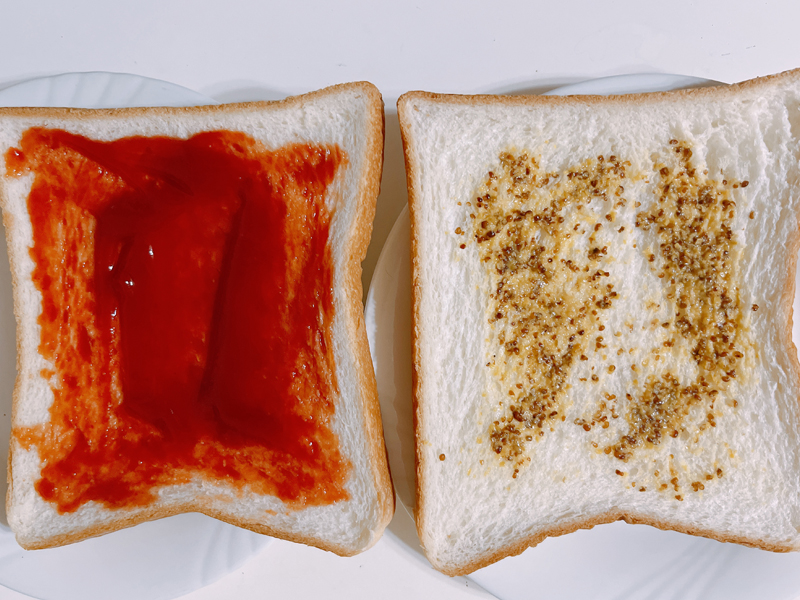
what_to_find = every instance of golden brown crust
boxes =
[0,80,380,121]
[2,81,392,554]
[399,68,800,575]
[17,498,373,556]
[340,82,395,536]
[396,95,426,541]
[1,178,24,528]
[397,67,800,111]
[433,511,795,577]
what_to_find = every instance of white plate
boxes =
[0,72,272,600]
[0,72,214,108]
[365,74,800,600]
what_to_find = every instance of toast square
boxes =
[1,82,393,553]
[399,69,800,575]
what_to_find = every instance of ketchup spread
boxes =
[6,128,350,512]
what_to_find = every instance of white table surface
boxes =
[1,1,799,598]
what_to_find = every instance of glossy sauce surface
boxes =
[7,128,350,512]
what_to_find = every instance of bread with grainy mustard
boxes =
[399,69,800,575]
[1,82,393,553]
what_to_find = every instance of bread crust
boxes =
[396,101,425,548]
[1,81,393,554]
[340,84,396,536]
[398,67,800,110]
[399,68,800,575]
[430,511,797,577]
[0,80,376,120]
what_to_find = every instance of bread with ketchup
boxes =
[399,69,800,574]
[0,82,393,554]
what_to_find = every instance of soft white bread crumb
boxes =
[399,69,800,575]
[1,82,394,554]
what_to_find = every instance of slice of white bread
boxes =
[398,69,800,575]
[1,82,394,554]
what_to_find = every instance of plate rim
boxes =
[541,72,720,96]
[0,71,217,107]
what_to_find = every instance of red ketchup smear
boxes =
[6,128,350,512]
